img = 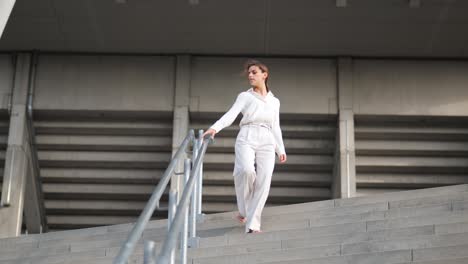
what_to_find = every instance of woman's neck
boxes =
[253,84,268,96]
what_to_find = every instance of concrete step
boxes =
[1,185,468,263]
[336,184,468,206]
[189,224,441,259]
[0,244,71,262]
[4,189,462,250]
[42,183,328,202]
[356,156,468,172]
[357,139,468,156]
[35,125,173,136]
[197,217,467,250]
[26,249,468,264]
[201,245,333,264]
[356,188,414,196]
[42,182,169,200]
[0,223,459,264]
[194,243,468,264]
[193,247,410,264]
[36,135,171,148]
[38,151,171,164]
[0,218,168,248]
[413,244,468,262]
[0,235,154,263]
[44,200,245,215]
[357,173,468,188]
[41,168,165,184]
[270,199,458,222]
[203,186,468,223]
[4,199,459,258]
[40,159,169,169]
[0,134,7,145]
[397,258,468,264]
[367,205,468,232]
[196,200,459,234]
[263,248,468,264]
[342,232,468,255]
[35,184,468,238]
[355,125,468,141]
[34,120,173,137]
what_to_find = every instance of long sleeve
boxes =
[272,101,286,156]
[210,92,248,133]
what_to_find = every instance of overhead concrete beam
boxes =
[336,0,347,8]
[409,0,421,8]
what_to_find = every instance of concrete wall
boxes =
[190,57,337,114]
[25,55,468,117]
[0,54,14,110]
[2,53,468,231]
[353,60,468,116]
[33,55,175,111]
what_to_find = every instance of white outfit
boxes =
[210,88,286,232]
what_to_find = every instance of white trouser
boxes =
[233,124,276,232]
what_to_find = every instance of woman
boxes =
[203,59,287,233]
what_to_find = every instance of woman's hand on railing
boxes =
[202,128,216,140]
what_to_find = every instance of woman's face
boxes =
[248,65,267,87]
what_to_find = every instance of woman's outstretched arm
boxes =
[203,92,248,138]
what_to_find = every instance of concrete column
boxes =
[0,0,16,38]
[333,57,356,198]
[0,54,31,237]
[0,53,46,238]
[171,55,191,197]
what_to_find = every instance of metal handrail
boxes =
[156,134,212,264]
[113,129,195,264]
[26,52,48,231]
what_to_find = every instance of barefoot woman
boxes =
[203,59,287,233]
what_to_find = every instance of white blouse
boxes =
[210,88,286,156]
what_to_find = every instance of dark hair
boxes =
[244,59,269,92]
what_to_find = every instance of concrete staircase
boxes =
[355,115,468,196]
[2,184,468,263]
[33,110,174,230]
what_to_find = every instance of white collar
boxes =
[247,88,274,101]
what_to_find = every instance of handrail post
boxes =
[157,136,212,262]
[113,130,194,264]
[167,189,178,264]
[189,135,198,241]
[180,158,191,264]
[113,129,212,264]
[143,240,157,264]
[197,130,204,217]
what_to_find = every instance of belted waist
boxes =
[240,123,272,130]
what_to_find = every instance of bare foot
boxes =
[236,213,246,224]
